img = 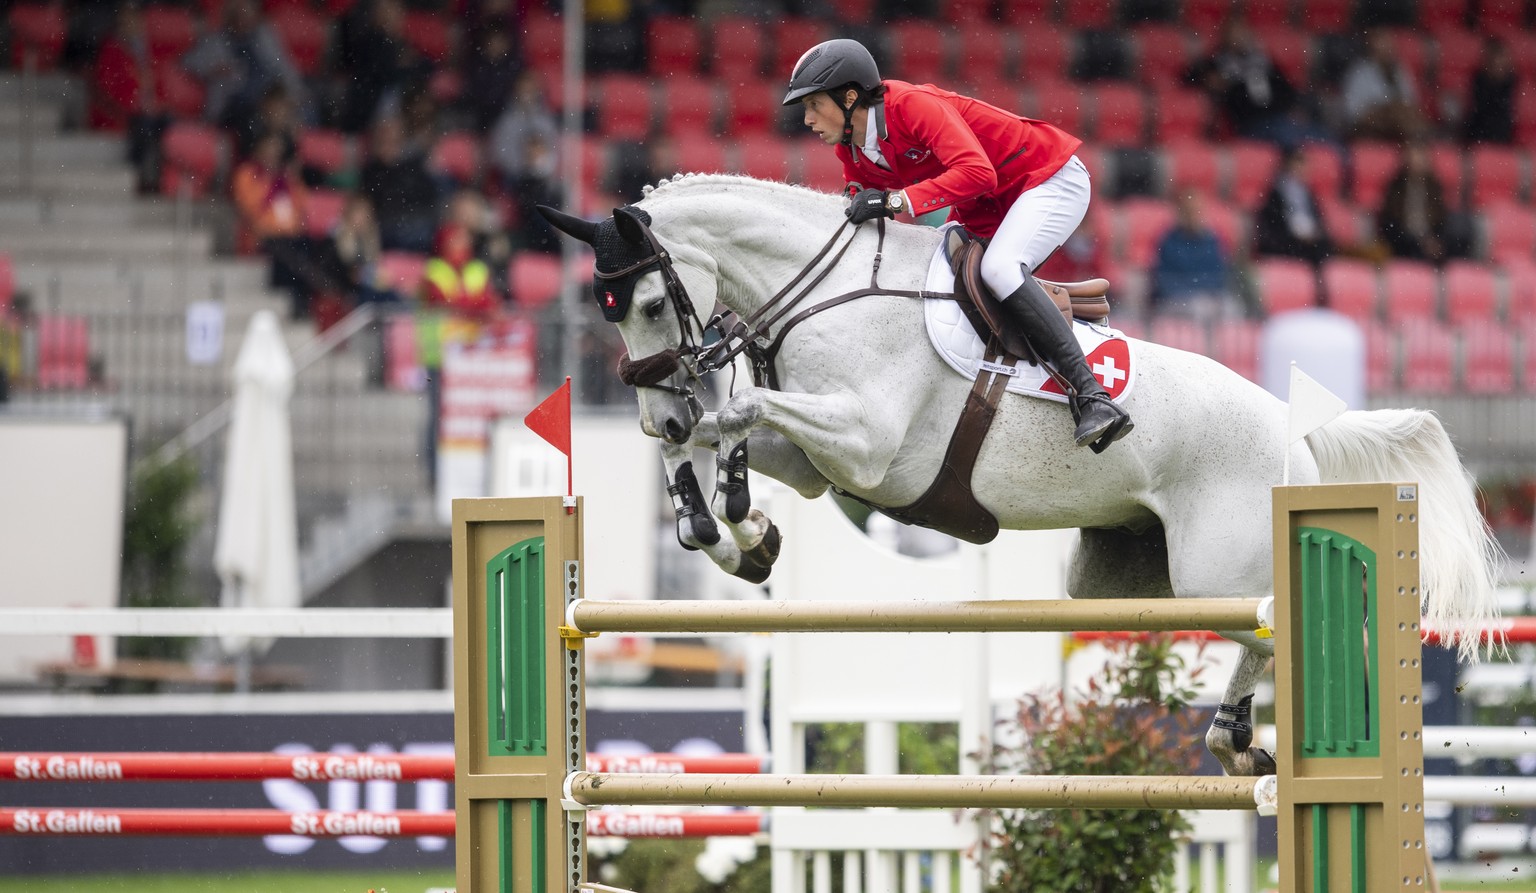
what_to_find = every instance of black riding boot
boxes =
[997,278,1134,451]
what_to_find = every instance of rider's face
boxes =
[801,92,851,145]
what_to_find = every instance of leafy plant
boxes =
[986,635,1214,893]
[119,456,201,668]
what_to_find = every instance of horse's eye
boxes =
[642,299,665,320]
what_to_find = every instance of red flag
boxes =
[524,377,572,456]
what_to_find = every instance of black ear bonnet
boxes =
[591,206,656,322]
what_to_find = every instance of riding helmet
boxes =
[781,39,882,106]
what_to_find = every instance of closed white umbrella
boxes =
[213,310,299,656]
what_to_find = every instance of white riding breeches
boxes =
[977,154,1092,299]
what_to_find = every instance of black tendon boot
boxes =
[997,278,1134,451]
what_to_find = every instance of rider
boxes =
[783,38,1133,451]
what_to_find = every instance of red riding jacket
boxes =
[835,80,1083,238]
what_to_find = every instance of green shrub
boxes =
[119,456,201,668]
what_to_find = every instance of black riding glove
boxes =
[846,188,894,224]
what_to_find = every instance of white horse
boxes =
[538,173,1502,777]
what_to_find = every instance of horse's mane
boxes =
[639,172,844,211]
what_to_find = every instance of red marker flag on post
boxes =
[524,377,573,504]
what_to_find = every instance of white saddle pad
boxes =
[922,232,1136,405]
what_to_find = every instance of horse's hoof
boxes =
[1249,747,1276,776]
[732,524,781,584]
[732,551,774,584]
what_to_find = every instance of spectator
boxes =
[89,3,167,194]
[182,0,306,134]
[507,132,564,254]
[1462,37,1517,145]
[232,131,321,318]
[1377,143,1455,264]
[1254,147,1332,265]
[1340,30,1422,142]
[361,116,442,252]
[336,0,420,132]
[443,189,512,295]
[1186,19,1308,146]
[236,84,299,165]
[490,70,558,185]
[462,3,522,133]
[323,194,396,306]
[1152,192,1241,321]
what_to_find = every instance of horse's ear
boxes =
[613,206,649,245]
[536,205,597,245]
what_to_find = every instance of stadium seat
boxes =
[888,21,950,85]
[303,189,346,237]
[160,122,227,197]
[1483,202,1536,264]
[1149,316,1209,355]
[1396,318,1456,393]
[1365,327,1396,393]
[1349,141,1401,212]
[509,252,563,308]
[723,80,781,136]
[1442,260,1499,324]
[1468,145,1526,208]
[0,254,13,315]
[1320,258,1379,321]
[143,4,198,64]
[1091,84,1146,146]
[941,0,994,22]
[1153,88,1212,144]
[1253,258,1318,314]
[1506,31,1536,83]
[1381,260,1440,322]
[580,137,610,194]
[154,63,206,119]
[832,0,876,25]
[1417,0,1467,29]
[298,129,352,179]
[1523,320,1536,389]
[402,10,451,64]
[646,16,702,76]
[594,74,654,141]
[1255,26,1311,88]
[1505,258,1536,325]
[1163,141,1222,197]
[1517,91,1536,147]
[1183,0,1238,31]
[771,19,829,79]
[8,4,66,70]
[1131,25,1193,88]
[997,0,1057,23]
[1015,26,1071,84]
[954,24,1010,85]
[378,251,427,296]
[1432,29,1481,100]
[796,138,847,193]
[524,14,563,75]
[429,132,482,186]
[1429,143,1466,208]
[1386,28,1430,92]
[1026,80,1084,138]
[1118,198,1175,267]
[1474,0,1526,29]
[1210,318,1260,381]
[658,80,718,138]
[35,314,89,389]
[1459,318,1517,393]
[1300,0,1353,33]
[1301,143,1343,202]
[734,135,790,181]
[710,17,766,82]
[383,314,423,391]
[270,7,328,77]
[674,139,727,176]
[1203,198,1245,254]
[1229,141,1280,210]
[1317,197,1365,248]
[1244,0,1290,27]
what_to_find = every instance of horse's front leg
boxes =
[658,438,752,578]
[1205,644,1278,777]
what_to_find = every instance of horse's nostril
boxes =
[663,418,686,443]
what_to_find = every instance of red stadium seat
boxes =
[1433,29,1481,99]
[1320,258,1379,321]
[1069,0,1114,28]
[1517,91,1536,147]
[1483,202,1536,264]
[298,129,352,178]
[942,0,994,22]
[1016,26,1071,83]
[1418,0,1467,29]
[1149,316,1209,355]
[1203,198,1245,253]
[710,17,766,83]
[1301,143,1343,201]
[734,136,790,181]
[1474,0,1526,29]
[1318,197,1366,248]
[1229,141,1280,210]
[1365,327,1396,393]
[1385,28,1430,91]
[1210,318,1260,381]
[1506,31,1536,83]
[303,189,347,237]
[378,251,427,296]
[1119,198,1175,267]
[160,122,227,197]
[35,314,89,389]
[954,24,1010,85]
[833,0,876,25]
[888,21,950,86]
[1255,26,1312,88]
[509,252,563,309]
[1153,88,1212,143]
[1469,145,1526,208]
[771,19,829,79]
[1163,141,1222,197]
[796,138,847,192]
[1244,0,1290,27]
[1026,80,1084,138]
[1349,141,1401,212]
[1092,84,1146,146]
[1459,318,1516,393]
[1132,25,1193,88]
[1300,0,1352,32]
[429,132,482,186]
[998,0,1057,22]
[8,4,66,70]
[1397,318,1456,393]
[154,63,206,119]
[594,74,654,141]
[270,7,329,77]
[524,14,563,75]
[723,80,781,136]
[0,254,12,316]
[674,139,727,176]
[402,11,451,64]
[1505,258,1536,325]
[658,81,718,138]
[143,4,198,64]
[1443,260,1499,324]
[1183,0,1238,31]
[1429,143,1466,208]
[1254,258,1318,314]
[1381,260,1439,322]
[646,16,702,76]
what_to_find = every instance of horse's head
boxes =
[537,202,719,444]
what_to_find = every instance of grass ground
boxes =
[0,870,456,893]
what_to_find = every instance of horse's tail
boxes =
[1305,408,1504,660]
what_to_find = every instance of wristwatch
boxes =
[885,191,906,213]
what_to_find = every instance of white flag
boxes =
[1286,363,1347,444]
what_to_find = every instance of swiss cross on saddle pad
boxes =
[1037,333,1133,400]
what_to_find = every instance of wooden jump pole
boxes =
[452,483,1427,893]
